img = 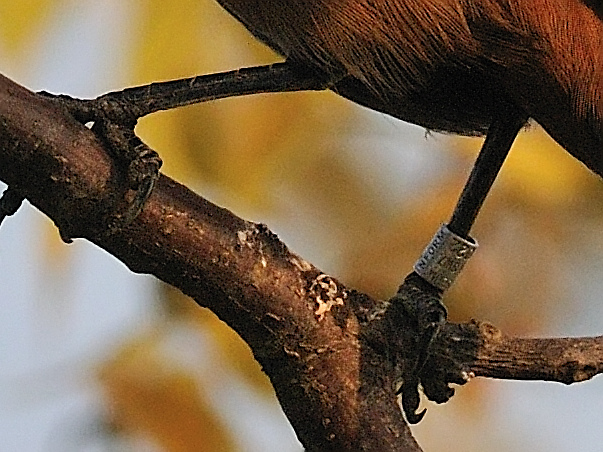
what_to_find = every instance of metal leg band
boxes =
[413,224,478,291]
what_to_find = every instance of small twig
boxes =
[417,320,603,400]
[470,322,603,383]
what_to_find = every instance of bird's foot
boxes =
[39,92,162,241]
[394,277,448,423]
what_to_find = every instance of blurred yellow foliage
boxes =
[0,0,59,54]
[342,123,600,333]
[455,124,593,209]
[132,0,354,209]
[3,2,603,451]
[99,330,236,451]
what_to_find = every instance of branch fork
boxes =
[0,71,602,451]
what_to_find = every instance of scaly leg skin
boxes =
[87,110,162,236]
[397,110,525,422]
[35,64,322,238]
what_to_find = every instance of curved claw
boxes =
[392,278,449,424]
[398,301,446,424]
[399,378,426,424]
[406,407,426,425]
[36,91,163,239]
[105,153,161,235]
[87,116,162,237]
[406,296,447,380]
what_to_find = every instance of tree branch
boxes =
[0,72,601,451]
[469,322,603,383]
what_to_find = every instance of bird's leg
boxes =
[0,62,332,237]
[446,109,528,239]
[399,104,527,423]
[91,62,335,118]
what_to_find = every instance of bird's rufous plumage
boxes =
[217,0,603,175]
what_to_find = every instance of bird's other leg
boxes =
[0,62,333,238]
[398,104,527,423]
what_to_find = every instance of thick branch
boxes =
[1,72,602,451]
[0,73,420,451]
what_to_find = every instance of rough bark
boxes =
[1,73,602,451]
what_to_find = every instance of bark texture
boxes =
[1,73,602,451]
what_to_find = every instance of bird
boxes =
[0,0,598,424]
[2,1,599,236]
[209,0,602,422]
[215,0,602,176]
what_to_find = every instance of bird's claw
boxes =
[104,141,161,235]
[399,376,427,424]
[394,276,448,423]
[40,90,162,240]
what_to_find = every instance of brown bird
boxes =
[217,0,602,175]
[2,1,600,236]
[208,0,602,422]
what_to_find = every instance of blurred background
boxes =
[1,1,602,451]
